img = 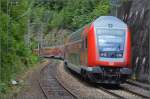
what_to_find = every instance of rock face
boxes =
[117,0,150,83]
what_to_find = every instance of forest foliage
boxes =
[0,0,38,93]
[32,0,110,46]
[0,0,110,93]
[46,0,110,30]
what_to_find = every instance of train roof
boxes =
[93,16,127,29]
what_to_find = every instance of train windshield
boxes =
[96,29,125,58]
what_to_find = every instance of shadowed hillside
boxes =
[118,0,150,83]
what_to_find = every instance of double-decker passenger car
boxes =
[64,16,132,84]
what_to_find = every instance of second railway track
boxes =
[38,61,77,99]
[97,84,150,99]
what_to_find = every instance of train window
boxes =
[82,39,84,48]
[82,37,87,49]
[69,27,84,42]
[85,37,88,48]
[96,29,125,58]
[69,53,80,65]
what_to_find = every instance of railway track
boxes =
[97,84,149,99]
[126,80,150,91]
[98,87,139,99]
[98,86,126,99]
[60,60,150,99]
[63,63,149,99]
[38,62,77,99]
[37,60,149,99]
[120,83,150,99]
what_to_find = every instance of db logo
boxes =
[109,62,114,65]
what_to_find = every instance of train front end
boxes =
[87,16,132,84]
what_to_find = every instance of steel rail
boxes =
[120,86,149,99]
[98,87,125,99]
[55,73,78,99]
[38,62,78,99]
[126,80,150,90]
[38,64,49,99]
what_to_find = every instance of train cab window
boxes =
[96,29,125,58]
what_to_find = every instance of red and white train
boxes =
[64,16,132,84]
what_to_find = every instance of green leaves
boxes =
[48,0,110,30]
[91,0,110,18]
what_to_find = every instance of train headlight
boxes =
[119,53,122,57]
[100,52,107,57]
[100,53,104,57]
[87,67,93,71]
[117,53,123,57]
[104,52,107,57]
[120,68,132,74]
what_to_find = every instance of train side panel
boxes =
[64,27,86,73]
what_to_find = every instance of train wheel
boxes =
[113,84,120,88]
[63,60,68,66]
[81,69,88,81]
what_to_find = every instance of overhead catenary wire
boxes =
[0,0,1,82]
[6,0,14,82]
[6,0,10,81]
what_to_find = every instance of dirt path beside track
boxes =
[14,60,50,99]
